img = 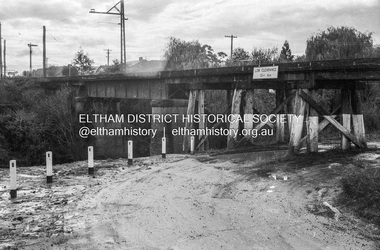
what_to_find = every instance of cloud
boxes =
[126,0,178,21]
[137,0,380,55]
[1,0,379,73]
[0,0,81,22]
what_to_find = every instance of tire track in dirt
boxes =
[60,156,376,250]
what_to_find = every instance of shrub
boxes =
[362,84,380,133]
[0,79,86,166]
[339,168,380,227]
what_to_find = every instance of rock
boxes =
[323,201,341,221]
[32,226,41,232]
[317,188,327,201]
[328,163,343,169]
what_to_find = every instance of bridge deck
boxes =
[38,58,380,91]
[33,58,380,156]
[35,58,380,100]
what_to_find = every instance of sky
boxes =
[0,0,379,74]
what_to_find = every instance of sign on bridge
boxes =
[253,66,279,79]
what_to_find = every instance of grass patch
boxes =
[339,168,380,227]
[233,148,370,181]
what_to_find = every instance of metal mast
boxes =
[28,43,38,76]
[120,0,126,67]
[105,49,112,66]
[0,22,2,78]
[225,35,237,59]
[90,1,128,70]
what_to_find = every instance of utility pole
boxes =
[28,43,38,77]
[0,22,3,79]
[105,49,112,66]
[43,26,47,77]
[225,35,237,59]
[3,40,6,78]
[90,1,128,71]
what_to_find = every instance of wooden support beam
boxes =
[233,91,296,148]
[244,89,254,142]
[195,104,232,151]
[285,89,294,133]
[198,90,205,151]
[317,106,341,132]
[351,90,367,148]
[251,108,275,129]
[299,90,364,148]
[226,89,232,114]
[288,89,307,155]
[227,89,243,149]
[253,91,296,131]
[307,89,319,152]
[276,89,285,142]
[341,89,352,150]
[301,105,341,146]
[183,90,197,153]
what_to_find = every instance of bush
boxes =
[339,168,380,226]
[362,84,380,133]
[0,79,86,166]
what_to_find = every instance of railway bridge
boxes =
[37,58,380,158]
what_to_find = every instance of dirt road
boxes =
[54,153,377,250]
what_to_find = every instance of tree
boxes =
[225,48,251,66]
[232,48,250,61]
[72,48,95,75]
[47,66,62,77]
[109,59,123,73]
[99,59,123,74]
[62,65,79,76]
[279,40,294,62]
[372,45,380,57]
[294,55,307,62]
[305,26,380,133]
[0,80,86,166]
[226,47,280,66]
[305,26,373,60]
[217,51,228,61]
[251,47,279,64]
[163,37,223,70]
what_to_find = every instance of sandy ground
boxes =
[1,149,380,250]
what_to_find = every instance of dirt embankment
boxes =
[1,149,380,249]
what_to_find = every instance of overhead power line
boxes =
[90,1,128,71]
